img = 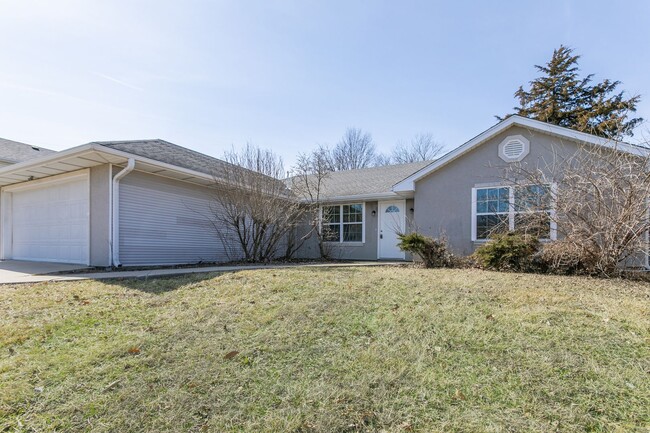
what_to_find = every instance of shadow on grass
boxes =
[96,271,223,294]
[88,264,371,295]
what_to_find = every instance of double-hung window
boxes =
[321,203,364,243]
[475,187,510,240]
[472,184,554,241]
[514,184,553,239]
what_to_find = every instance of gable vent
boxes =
[504,139,524,158]
[498,135,530,162]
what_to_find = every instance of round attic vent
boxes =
[498,135,530,162]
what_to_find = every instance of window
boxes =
[475,187,510,239]
[514,185,552,238]
[321,203,364,243]
[472,184,554,241]
[385,205,400,213]
[322,205,341,242]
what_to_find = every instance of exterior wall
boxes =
[89,164,111,266]
[117,170,239,266]
[294,199,414,261]
[413,125,580,256]
[295,201,380,260]
[404,198,414,261]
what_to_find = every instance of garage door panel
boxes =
[10,176,89,264]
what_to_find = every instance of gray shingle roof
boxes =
[94,139,431,198]
[93,139,288,191]
[92,139,235,179]
[291,160,434,199]
[0,138,56,164]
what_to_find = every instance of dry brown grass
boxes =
[1,267,648,432]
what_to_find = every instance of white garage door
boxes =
[10,175,89,264]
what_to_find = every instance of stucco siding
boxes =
[294,199,415,261]
[414,125,580,255]
[294,201,380,260]
[118,171,238,265]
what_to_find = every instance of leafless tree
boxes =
[373,153,393,166]
[209,143,306,262]
[507,139,650,276]
[330,127,377,170]
[290,145,334,258]
[392,133,444,163]
[223,143,285,178]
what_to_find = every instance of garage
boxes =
[2,170,90,264]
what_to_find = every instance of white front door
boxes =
[378,200,406,259]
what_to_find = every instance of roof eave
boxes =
[0,143,222,188]
[300,191,412,203]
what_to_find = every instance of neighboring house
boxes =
[0,138,55,167]
[0,116,641,266]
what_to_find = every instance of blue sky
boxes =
[1,0,648,167]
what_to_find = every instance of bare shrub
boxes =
[536,239,597,275]
[508,139,650,276]
[290,145,334,258]
[210,143,306,262]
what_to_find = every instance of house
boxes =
[0,116,641,266]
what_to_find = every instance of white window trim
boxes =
[471,183,557,242]
[320,203,366,244]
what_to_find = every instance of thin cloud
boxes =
[0,81,90,103]
[94,72,143,91]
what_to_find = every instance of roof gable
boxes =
[393,116,647,192]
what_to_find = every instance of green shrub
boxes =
[473,232,540,272]
[397,232,454,268]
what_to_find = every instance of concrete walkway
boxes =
[0,261,406,284]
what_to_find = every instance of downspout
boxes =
[111,158,135,267]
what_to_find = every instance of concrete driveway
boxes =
[0,260,88,284]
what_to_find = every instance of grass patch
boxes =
[1,267,648,432]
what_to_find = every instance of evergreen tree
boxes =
[499,45,642,139]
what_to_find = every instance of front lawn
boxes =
[1,267,648,432]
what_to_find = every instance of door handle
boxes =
[380,234,383,239]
